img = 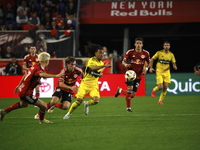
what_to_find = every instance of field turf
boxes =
[0,95,200,150]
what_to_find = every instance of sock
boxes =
[68,101,81,114]
[55,103,62,109]
[46,102,51,109]
[4,102,20,113]
[153,86,159,91]
[87,99,99,106]
[159,90,167,101]
[35,92,40,98]
[126,93,132,108]
[39,110,45,121]
[121,89,127,95]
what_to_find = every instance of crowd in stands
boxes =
[0,0,77,31]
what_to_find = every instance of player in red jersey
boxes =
[23,45,40,98]
[34,56,83,119]
[0,52,64,124]
[115,38,151,112]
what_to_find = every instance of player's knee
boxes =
[20,102,28,108]
[93,100,99,105]
[127,89,132,94]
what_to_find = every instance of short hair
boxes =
[38,52,50,62]
[85,42,103,57]
[65,56,76,64]
[135,38,144,43]
[28,44,36,49]
[164,41,170,44]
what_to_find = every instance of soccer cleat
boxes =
[47,105,55,114]
[63,113,72,119]
[84,101,89,115]
[151,88,156,98]
[158,101,164,105]
[39,119,53,124]
[126,108,132,112]
[34,113,39,119]
[115,87,122,97]
[0,109,6,122]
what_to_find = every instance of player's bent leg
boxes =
[115,87,122,97]
[63,100,81,119]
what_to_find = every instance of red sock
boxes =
[35,92,40,98]
[55,103,62,109]
[39,110,45,121]
[126,93,132,108]
[46,102,51,109]
[5,102,20,113]
[121,89,127,95]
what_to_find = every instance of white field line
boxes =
[4,113,200,119]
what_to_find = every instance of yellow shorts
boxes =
[156,72,171,84]
[75,81,100,99]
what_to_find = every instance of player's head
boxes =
[163,41,170,51]
[38,52,50,66]
[85,42,104,60]
[65,56,76,71]
[134,38,144,51]
[28,44,37,55]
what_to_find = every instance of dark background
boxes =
[79,22,200,73]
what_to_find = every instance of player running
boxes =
[34,56,83,119]
[115,38,151,112]
[63,42,111,119]
[0,52,64,124]
[149,41,177,104]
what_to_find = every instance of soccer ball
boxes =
[125,70,136,81]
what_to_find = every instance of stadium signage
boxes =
[79,1,200,24]
[168,78,200,94]
[111,1,173,17]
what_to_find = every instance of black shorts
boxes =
[125,78,141,92]
[52,88,72,103]
[20,95,38,104]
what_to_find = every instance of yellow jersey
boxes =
[83,56,104,83]
[152,50,176,73]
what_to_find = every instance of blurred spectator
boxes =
[5,57,22,75]
[52,3,64,20]
[102,46,108,59]
[29,2,39,17]
[40,6,51,20]
[54,13,65,30]
[21,20,36,30]
[4,2,15,21]
[65,19,75,30]
[6,22,17,30]
[37,24,46,30]
[65,1,76,21]
[49,21,58,30]
[16,10,28,28]
[0,4,4,24]
[115,55,126,74]
[29,12,40,27]
[194,62,200,76]
[40,0,56,11]
[50,51,57,58]
[41,12,52,29]
[2,46,16,58]
[17,1,29,16]
[0,24,7,31]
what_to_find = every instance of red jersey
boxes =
[23,54,38,68]
[123,49,150,79]
[18,63,45,97]
[58,67,83,94]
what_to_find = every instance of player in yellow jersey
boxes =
[63,42,111,119]
[149,41,177,104]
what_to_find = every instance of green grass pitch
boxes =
[0,95,200,150]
